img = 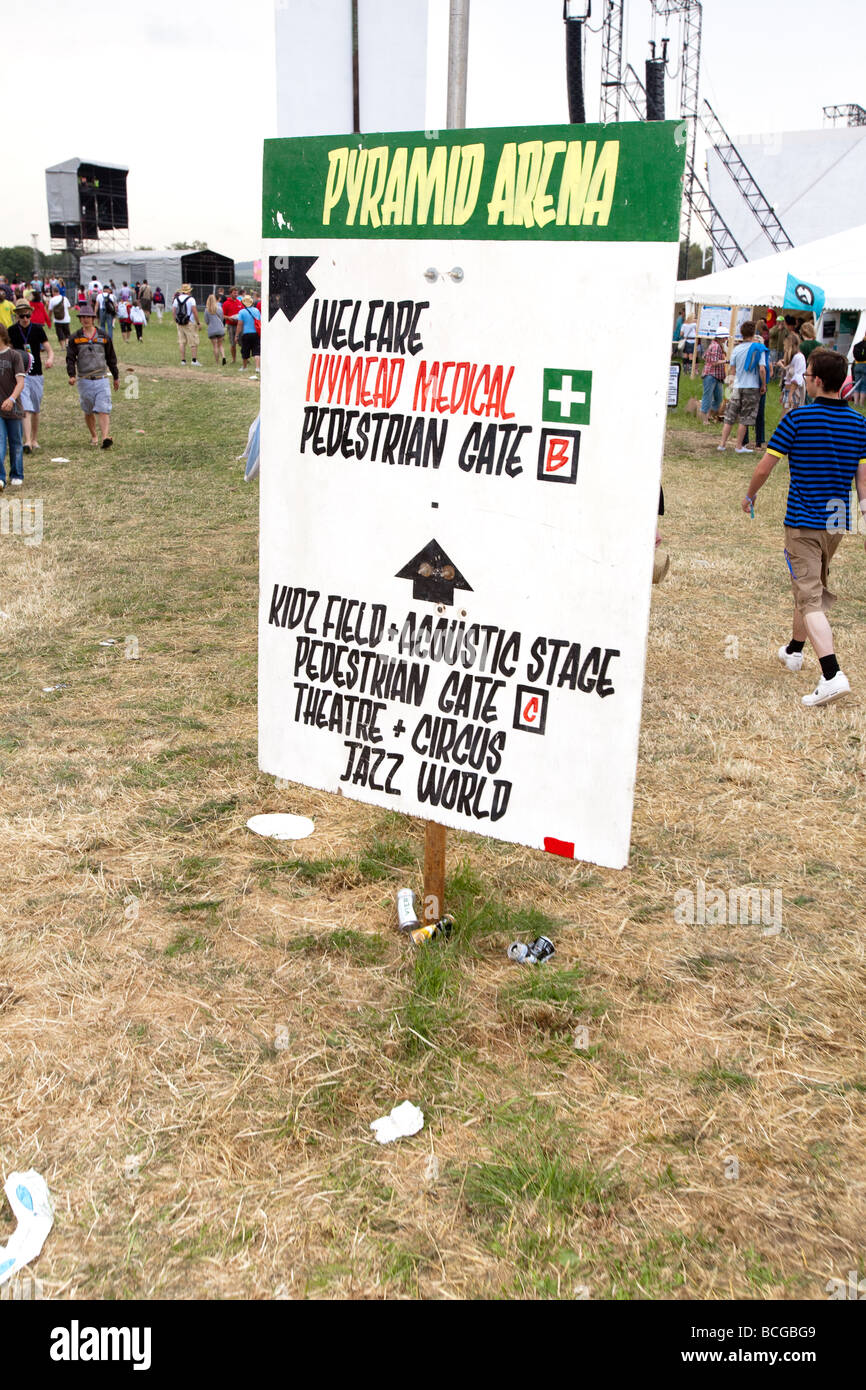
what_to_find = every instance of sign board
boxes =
[259,122,684,869]
[667,363,680,408]
[698,304,750,338]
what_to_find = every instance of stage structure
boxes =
[46,158,129,282]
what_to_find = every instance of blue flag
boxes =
[783,273,825,321]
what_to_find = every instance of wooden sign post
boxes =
[690,304,703,377]
[727,304,740,360]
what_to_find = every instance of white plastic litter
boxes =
[41,685,67,693]
[49,457,70,463]
[246,813,315,841]
[98,640,117,647]
[0,1170,54,1286]
[0,611,9,621]
[370,1101,424,1145]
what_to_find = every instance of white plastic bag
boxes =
[0,1171,54,1285]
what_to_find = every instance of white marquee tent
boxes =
[677,224,866,356]
[676,223,866,311]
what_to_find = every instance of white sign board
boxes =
[698,304,751,338]
[259,123,684,869]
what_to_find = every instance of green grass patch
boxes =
[282,928,386,965]
[357,835,415,881]
[692,1061,754,1093]
[164,930,209,957]
[166,900,223,915]
[465,1145,622,1224]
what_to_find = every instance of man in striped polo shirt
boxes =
[740,350,866,707]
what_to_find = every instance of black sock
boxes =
[819,654,840,681]
[786,639,805,654]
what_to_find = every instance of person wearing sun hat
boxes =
[66,304,119,448]
[172,282,201,366]
[237,294,261,378]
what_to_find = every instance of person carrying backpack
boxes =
[718,321,767,454]
[48,287,72,344]
[98,286,116,341]
[172,283,201,366]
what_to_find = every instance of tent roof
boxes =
[45,157,128,174]
[676,224,866,312]
[80,249,232,265]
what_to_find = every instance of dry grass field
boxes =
[1,325,864,1300]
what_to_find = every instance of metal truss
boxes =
[682,160,746,268]
[699,100,793,252]
[823,103,866,127]
[651,2,702,265]
[599,0,624,123]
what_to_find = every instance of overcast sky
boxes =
[5,0,862,261]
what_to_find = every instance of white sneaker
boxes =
[716,444,727,451]
[802,671,850,707]
[9,478,23,487]
[778,644,803,672]
[190,360,202,366]
[735,446,754,454]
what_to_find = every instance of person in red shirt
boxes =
[28,292,51,328]
[222,288,243,365]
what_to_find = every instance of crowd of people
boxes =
[674,310,866,454]
[168,285,261,374]
[669,306,866,710]
[0,272,263,485]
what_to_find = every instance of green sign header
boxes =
[263,121,685,243]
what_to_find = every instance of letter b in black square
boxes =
[537,428,580,484]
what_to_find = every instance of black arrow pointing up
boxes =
[395,539,473,606]
[268,255,318,322]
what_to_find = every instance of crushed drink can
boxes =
[507,941,532,963]
[411,915,454,945]
[397,887,421,933]
[530,935,555,962]
[507,936,555,964]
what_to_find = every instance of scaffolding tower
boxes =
[823,103,866,127]
[599,0,625,123]
[46,158,130,284]
[651,1,702,265]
